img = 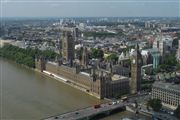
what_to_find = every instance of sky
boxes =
[0,0,180,17]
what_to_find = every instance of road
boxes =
[45,101,129,120]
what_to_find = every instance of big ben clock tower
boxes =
[130,44,143,94]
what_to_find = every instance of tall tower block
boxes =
[35,56,46,72]
[176,39,180,61]
[81,47,89,67]
[62,31,74,61]
[130,44,143,94]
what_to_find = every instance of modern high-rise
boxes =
[176,39,180,61]
[153,35,167,63]
[73,27,79,41]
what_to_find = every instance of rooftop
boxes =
[111,74,129,81]
[153,81,180,92]
[47,61,58,66]
[80,72,90,77]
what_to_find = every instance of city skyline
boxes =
[0,0,179,18]
[1,5,180,119]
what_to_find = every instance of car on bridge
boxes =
[94,104,101,109]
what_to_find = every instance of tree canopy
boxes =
[172,37,180,47]
[106,53,118,62]
[148,98,162,112]
[0,44,59,68]
[91,48,104,59]
[174,105,180,119]
[176,62,180,70]
[164,54,177,66]
[157,53,177,72]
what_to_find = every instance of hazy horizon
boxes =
[0,0,180,18]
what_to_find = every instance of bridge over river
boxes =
[44,101,129,120]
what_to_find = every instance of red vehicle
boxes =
[108,103,112,105]
[94,104,101,109]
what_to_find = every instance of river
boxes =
[0,58,102,119]
[0,58,151,120]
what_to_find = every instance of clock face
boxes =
[132,59,135,64]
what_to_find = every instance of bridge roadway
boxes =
[44,101,129,120]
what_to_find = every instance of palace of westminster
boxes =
[35,30,143,99]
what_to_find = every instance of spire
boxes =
[135,43,139,50]
[107,62,113,73]
[118,52,125,62]
[81,47,89,67]
[83,47,88,56]
[126,50,130,58]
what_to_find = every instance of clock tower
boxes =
[130,44,142,94]
[62,31,74,61]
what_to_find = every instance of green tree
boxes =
[148,99,162,112]
[157,53,177,72]
[174,105,180,119]
[23,56,35,68]
[176,62,180,70]
[164,54,177,66]
[91,48,104,59]
[42,50,58,60]
[107,53,118,62]
[0,44,58,68]
[172,37,180,47]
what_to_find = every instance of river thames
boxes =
[0,58,150,120]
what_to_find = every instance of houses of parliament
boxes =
[35,30,143,99]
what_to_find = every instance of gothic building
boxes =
[35,56,46,72]
[81,47,89,67]
[153,35,166,63]
[35,31,144,99]
[73,27,79,41]
[130,44,143,94]
[62,31,74,61]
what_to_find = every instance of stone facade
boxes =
[176,39,180,62]
[62,31,74,61]
[35,56,46,72]
[81,47,89,67]
[130,44,143,94]
[35,59,130,99]
[152,81,180,109]
[35,31,142,99]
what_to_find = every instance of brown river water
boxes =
[0,58,151,120]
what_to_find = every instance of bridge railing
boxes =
[43,101,111,120]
